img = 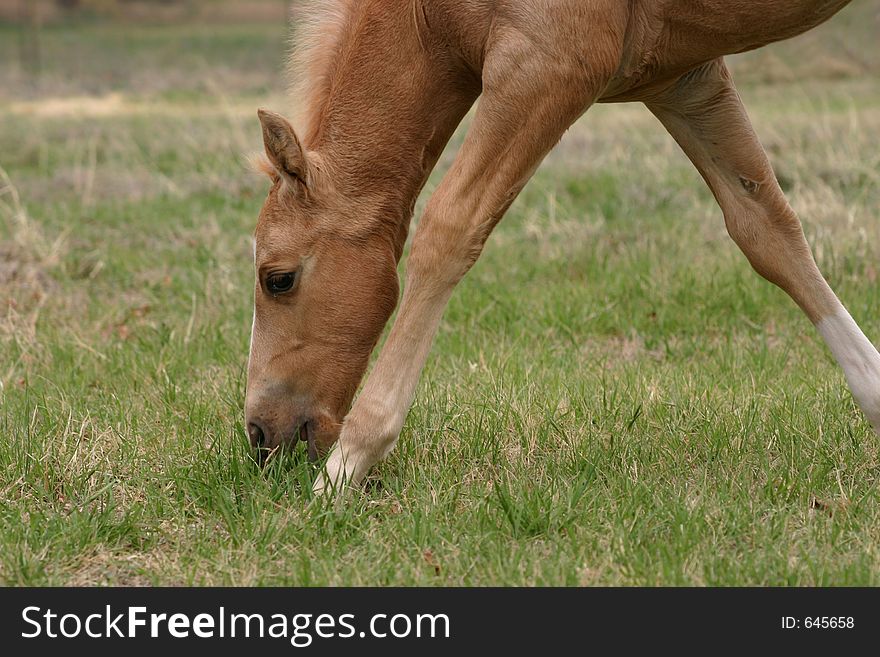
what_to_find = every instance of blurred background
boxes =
[2,0,877,97]
[2,0,290,97]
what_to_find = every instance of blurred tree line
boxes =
[7,0,289,79]
[3,0,288,25]
[12,0,198,75]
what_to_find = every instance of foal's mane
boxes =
[286,0,360,146]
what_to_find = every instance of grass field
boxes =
[1,3,879,586]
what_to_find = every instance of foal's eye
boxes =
[266,272,297,296]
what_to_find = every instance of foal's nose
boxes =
[247,421,267,449]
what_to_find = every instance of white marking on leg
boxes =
[313,444,355,497]
[817,311,880,432]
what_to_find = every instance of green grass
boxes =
[1,4,879,585]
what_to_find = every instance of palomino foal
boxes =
[244,0,879,495]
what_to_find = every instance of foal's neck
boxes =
[301,2,478,258]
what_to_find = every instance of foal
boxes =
[244,0,879,495]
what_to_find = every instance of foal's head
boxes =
[245,110,399,461]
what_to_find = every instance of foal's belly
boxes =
[600,0,851,101]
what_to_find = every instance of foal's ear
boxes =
[257,109,310,187]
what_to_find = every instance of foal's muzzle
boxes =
[246,417,317,464]
[247,421,267,448]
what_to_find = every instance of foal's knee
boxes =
[407,204,489,294]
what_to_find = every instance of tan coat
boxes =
[243,1,878,496]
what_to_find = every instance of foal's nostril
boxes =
[247,422,266,448]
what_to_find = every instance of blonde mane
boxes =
[286,0,360,146]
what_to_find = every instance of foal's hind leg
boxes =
[646,58,880,432]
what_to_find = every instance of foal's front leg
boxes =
[314,40,620,495]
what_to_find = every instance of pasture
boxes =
[1,3,879,585]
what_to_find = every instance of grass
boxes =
[1,3,879,585]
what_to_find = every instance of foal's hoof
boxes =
[312,444,370,505]
[313,449,347,497]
